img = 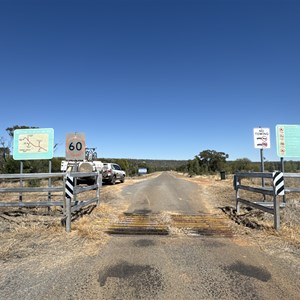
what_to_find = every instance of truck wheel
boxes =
[121,175,125,183]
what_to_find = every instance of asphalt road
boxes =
[1,172,300,299]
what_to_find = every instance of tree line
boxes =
[2,150,299,176]
[1,125,300,175]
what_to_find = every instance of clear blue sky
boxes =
[1,0,300,161]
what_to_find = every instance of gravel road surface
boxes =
[122,172,211,214]
[1,172,300,300]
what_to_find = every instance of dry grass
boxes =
[1,172,299,269]
[0,201,129,268]
[181,173,300,246]
[280,200,300,245]
[72,203,128,239]
[0,190,109,264]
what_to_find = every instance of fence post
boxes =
[273,194,280,230]
[272,171,284,230]
[65,172,74,233]
[65,194,71,233]
[96,172,102,205]
[234,175,241,214]
[63,175,66,214]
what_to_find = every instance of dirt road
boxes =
[1,172,300,299]
[122,171,211,214]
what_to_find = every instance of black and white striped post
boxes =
[65,173,74,232]
[65,175,74,199]
[273,171,284,196]
[273,171,284,230]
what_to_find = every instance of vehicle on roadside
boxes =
[60,160,103,173]
[60,159,103,184]
[60,148,103,185]
[102,163,126,184]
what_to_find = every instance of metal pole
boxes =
[96,172,102,206]
[280,157,285,172]
[280,157,286,203]
[260,149,266,201]
[64,173,71,232]
[19,161,23,202]
[273,194,280,230]
[63,174,66,214]
[260,148,265,186]
[235,175,240,214]
[74,161,78,187]
[73,166,77,206]
[272,177,281,230]
[66,195,71,232]
[48,160,52,210]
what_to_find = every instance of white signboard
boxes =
[253,128,270,149]
[13,128,54,160]
[276,124,300,157]
[65,132,86,160]
[138,168,148,174]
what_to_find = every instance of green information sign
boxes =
[276,124,300,158]
[13,128,54,160]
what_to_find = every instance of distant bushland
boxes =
[1,153,300,176]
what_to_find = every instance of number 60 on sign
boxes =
[66,133,86,160]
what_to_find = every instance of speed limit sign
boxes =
[66,133,86,160]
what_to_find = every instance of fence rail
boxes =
[0,171,101,232]
[234,172,300,230]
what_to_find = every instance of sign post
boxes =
[276,124,300,203]
[65,132,86,161]
[13,128,54,160]
[13,128,55,203]
[253,127,270,189]
[253,127,270,150]
[276,124,300,158]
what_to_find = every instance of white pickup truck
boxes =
[61,160,103,173]
[61,160,103,184]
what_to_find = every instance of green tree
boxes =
[116,159,130,174]
[232,158,253,172]
[187,158,201,176]
[6,125,38,138]
[2,156,20,173]
[198,150,229,173]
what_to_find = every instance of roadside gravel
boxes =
[1,172,300,299]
